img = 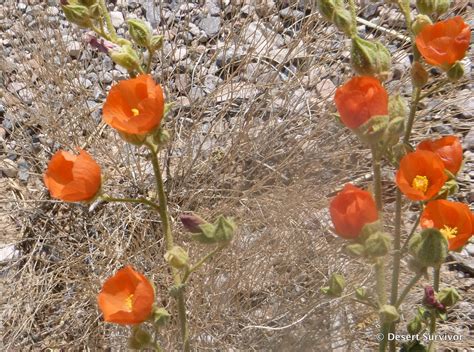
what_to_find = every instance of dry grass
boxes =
[1,0,472,351]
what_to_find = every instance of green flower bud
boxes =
[62,4,92,28]
[333,8,353,36]
[364,232,391,257]
[411,61,429,87]
[407,316,423,334]
[409,228,448,268]
[321,273,346,297]
[127,18,152,47]
[191,215,236,244]
[128,326,152,350]
[351,36,391,79]
[379,304,400,323]
[411,15,433,36]
[389,94,408,121]
[355,287,369,300]
[164,246,189,270]
[152,307,171,327]
[416,0,450,16]
[355,114,390,145]
[346,243,365,257]
[110,44,141,72]
[118,131,147,145]
[78,0,98,6]
[437,287,461,307]
[446,61,464,82]
[150,35,164,51]
[317,0,353,36]
[360,220,383,239]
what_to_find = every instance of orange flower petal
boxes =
[421,200,473,251]
[416,17,471,67]
[103,74,165,136]
[329,184,378,239]
[395,150,447,201]
[43,149,101,202]
[417,136,463,175]
[334,76,388,129]
[97,266,155,325]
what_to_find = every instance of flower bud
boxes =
[191,215,236,244]
[355,114,390,145]
[345,243,365,257]
[128,326,152,350]
[180,213,207,233]
[321,273,346,297]
[409,228,448,268]
[164,246,189,270]
[351,36,391,79]
[416,0,450,16]
[118,131,147,145]
[446,61,464,82]
[364,232,391,257]
[150,35,164,51]
[411,61,429,87]
[423,286,446,311]
[110,44,141,72]
[62,4,92,28]
[152,307,171,328]
[379,305,399,323]
[407,315,423,334]
[317,0,353,36]
[79,0,97,6]
[411,15,432,36]
[127,18,152,47]
[355,287,369,301]
[436,287,461,307]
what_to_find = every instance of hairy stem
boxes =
[98,0,117,41]
[376,259,388,351]
[395,272,423,308]
[371,148,383,211]
[428,268,441,351]
[146,143,190,352]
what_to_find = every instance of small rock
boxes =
[7,82,25,92]
[110,11,124,28]
[67,41,82,58]
[18,88,33,105]
[316,79,336,100]
[432,124,454,135]
[46,6,59,16]
[466,243,474,256]
[464,127,474,150]
[199,16,221,37]
[0,244,18,263]
[17,2,27,11]
[0,159,18,178]
[0,127,6,141]
[173,47,188,62]
[175,96,191,108]
[279,8,304,21]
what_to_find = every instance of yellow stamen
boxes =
[440,225,458,240]
[131,108,140,117]
[412,175,429,193]
[124,294,134,311]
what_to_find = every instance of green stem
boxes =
[182,245,225,284]
[400,206,423,253]
[100,195,160,211]
[395,272,423,308]
[376,259,388,352]
[403,87,422,144]
[371,148,383,212]
[428,268,441,351]
[98,0,117,41]
[347,0,357,35]
[146,143,190,352]
[146,47,154,73]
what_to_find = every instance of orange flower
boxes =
[98,266,155,325]
[334,76,388,129]
[43,149,101,202]
[103,74,165,135]
[421,200,473,251]
[329,184,379,239]
[415,17,471,68]
[396,150,447,201]
[417,136,463,175]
